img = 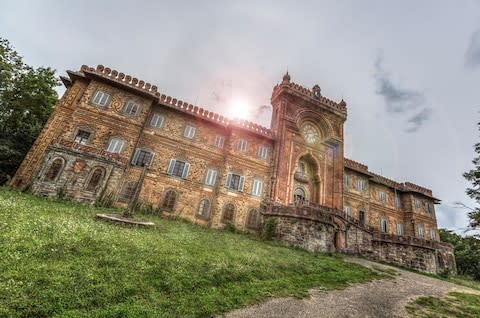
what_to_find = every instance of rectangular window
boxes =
[236,139,248,152]
[150,113,164,128]
[204,168,217,186]
[107,138,125,153]
[257,146,268,159]
[343,205,351,218]
[430,230,436,240]
[414,199,421,210]
[344,174,349,188]
[379,191,386,203]
[214,135,225,148]
[251,179,263,196]
[74,130,91,145]
[167,159,190,178]
[183,125,196,139]
[426,203,434,214]
[123,101,140,116]
[357,179,366,191]
[225,173,245,191]
[92,90,111,107]
[395,195,401,209]
[132,149,153,167]
[396,223,404,235]
[418,225,425,239]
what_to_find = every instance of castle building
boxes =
[11,65,455,273]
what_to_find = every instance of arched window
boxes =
[222,203,235,223]
[118,181,137,203]
[298,162,305,176]
[358,210,366,225]
[294,188,306,206]
[162,190,178,212]
[44,158,64,182]
[380,218,388,233]
[85,167,105,192]
[246,209,260,229]
[196,198,211,220]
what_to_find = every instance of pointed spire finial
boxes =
[282,71,291,84]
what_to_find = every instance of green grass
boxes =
[0,187,381,318]
[406,292,480,318]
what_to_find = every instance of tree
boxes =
[440,229,480,280]
[0,38,59,184]
[463,122,480,229]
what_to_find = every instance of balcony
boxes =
[55,138,128,165]
[294,172,309,183]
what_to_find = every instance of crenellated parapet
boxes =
[344,157,437,199]
[69,65,274,139]
[344,158,371,175]
[272,73,347,117]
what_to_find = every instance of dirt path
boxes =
[223,258,479,318]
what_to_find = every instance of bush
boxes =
[262,219,276,240]
[223,221,237,233]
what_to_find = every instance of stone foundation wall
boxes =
[268,216,336,253]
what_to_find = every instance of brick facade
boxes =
[11,65,455,273]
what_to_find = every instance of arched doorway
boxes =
[294,188,306,206]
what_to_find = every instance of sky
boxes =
[1,0,479,234]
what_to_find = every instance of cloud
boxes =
[465,29,480,68]
[374,54,425,113]
[374,53,431,132]
[405,107,432,133]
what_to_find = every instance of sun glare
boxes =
[229,99,250,120]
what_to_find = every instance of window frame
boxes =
[149,113,165,129]
[357,179,366,191]
[344,205,351,218]
[379,191,386,203]
[161,189,178,212]
[183,124,196,139]
[106,137,126,153]
[396,222,404,236]
[204,168,217,186]
[85,167,105,192]
[257,146,268,159]
[122,100,141,117]
[167,159,190,179]
[43,157,65,182]
[214,135,225,148]
[118,181,138,203]
[221,203,236,224]
[236,139,248,152]
[380,218,388,233]
[418,224,425,239]
[251,178,263,197]
[344,174,349,188]
[245,208,260,229]
[195,198,211,220]
[131,148,154,167]
[91,90,112,107]
[225,173,245,192]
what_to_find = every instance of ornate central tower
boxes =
[269,73,347,211]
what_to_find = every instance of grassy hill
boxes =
[0,187,380,318]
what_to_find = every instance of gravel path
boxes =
[223,257,479,318]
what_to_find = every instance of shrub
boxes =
[262,218,276,240]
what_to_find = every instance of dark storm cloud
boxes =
[405,107,432,133]
[374,53,431,133]
[374,54,426,113]
[465,29,480,68]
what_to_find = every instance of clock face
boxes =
[301,123,320,144]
